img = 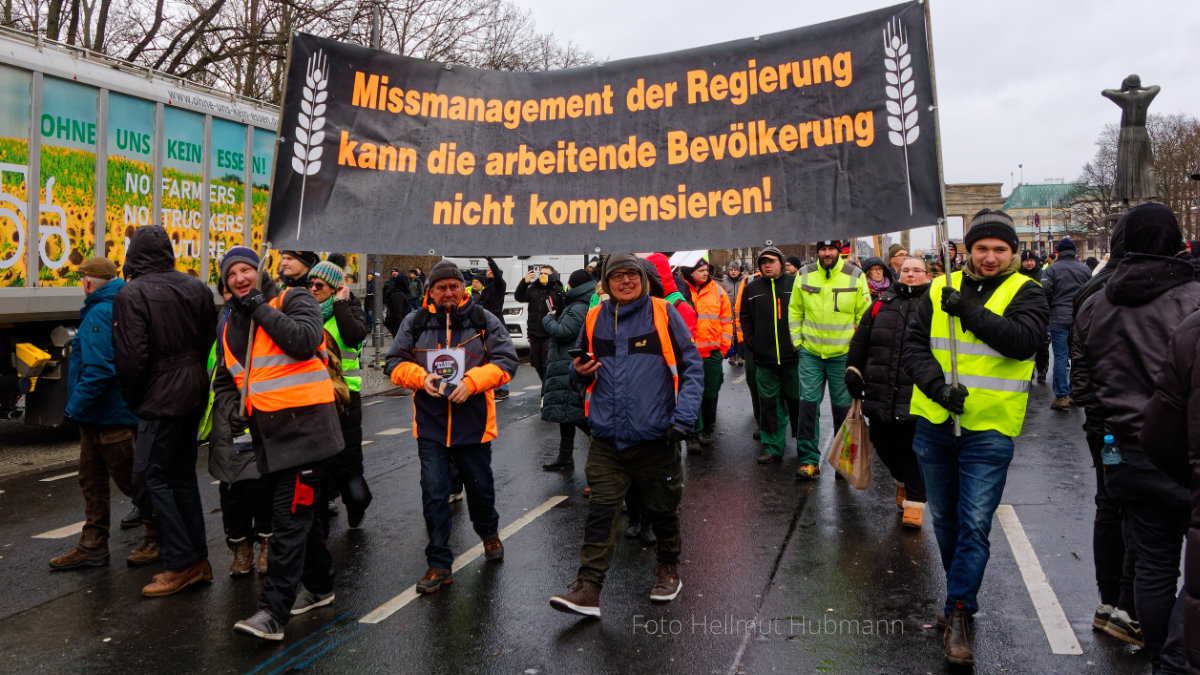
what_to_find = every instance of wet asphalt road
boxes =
[0,361,1155,674]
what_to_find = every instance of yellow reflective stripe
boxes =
[804,334,852,346]
[954,373,1032,394]
[804,319,851,332]
[248,369,330,395]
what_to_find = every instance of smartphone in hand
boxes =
[568,348,593,364]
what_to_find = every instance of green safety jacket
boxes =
[909,271,1036,437]
[325,315,363,393]
[787,261,871,359]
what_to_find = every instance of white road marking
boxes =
[508,391,526,397]
[364,400,383,406]
[522,385,542,390]
[996,504,1082,655]
[33,521,85,539]
[39,471,78,482]
[731,374,746,385]
[360,495,568,624]
[376,427,410,436]
[362,440,374,446]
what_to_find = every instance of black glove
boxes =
[844,369,865,400]
[933,383,969,415]
[228,409,250,437]
[666,425,688,445]
[239,288,267,316]
[940,286,977,318]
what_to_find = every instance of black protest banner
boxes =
[267,1,942,255]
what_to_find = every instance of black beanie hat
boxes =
[964,209,1019,252]
[816,239,841,250]
[785,255,803,270]
[1020,250,1038,262]
[282,250,320,270]
[568,269,592,288]
[1057,237,1076,254]
[424,259,465,289]
[1119,202,1182,256]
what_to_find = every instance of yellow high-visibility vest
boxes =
[909,271,1037,436]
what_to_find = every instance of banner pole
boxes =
[923,0,960,437]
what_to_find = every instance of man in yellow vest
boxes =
[903,210,1049,667]
[307,260,373,529]
[788,239,871,480]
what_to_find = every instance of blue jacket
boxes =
[66,278,139,426]
[572,294,703,449]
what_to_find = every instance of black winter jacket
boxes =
[846,282,928,423]
[384,289,411,336]
[1041,255,1093,324]
[477,257,507,319]
[1140,310,1200,674]
[113,226,216,418]
[1071,254,1200,449]
[514,274,564,338]
[214,285,343,473]
[739,273,798,365]
[540,279,595,425]
[904,266,1049,402]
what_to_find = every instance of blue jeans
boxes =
[416,438,499,569]
[1049,322,1071,398]
[912,419,1014,617]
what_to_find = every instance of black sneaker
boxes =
[234,610,285,641]
[483,535,504,562]
[290,585,335,616]
[494,389,509,400]
[698,432,713,448]
[120,505,142,529]
[752,430,761,441]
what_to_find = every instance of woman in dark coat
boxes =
[844,255,930,529]
[539,270,596,471]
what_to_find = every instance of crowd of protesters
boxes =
[42,207,1200,671]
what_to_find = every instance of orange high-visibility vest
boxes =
[223,288,336,415]
[690,281,732,357]
[733,272,759,343]
[582,296,678,417]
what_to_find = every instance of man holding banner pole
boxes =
[903,209,1048,666]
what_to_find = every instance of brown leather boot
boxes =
[549,579,601,617]
[229,541,254,577]
[141,560,213,597]
[256,537,270,574]
[126,538,160,567]
[943,606,974,666]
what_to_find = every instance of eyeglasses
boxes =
[607,271,640,282]
[307,281,327,290]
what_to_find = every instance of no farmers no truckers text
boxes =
[339,50,873,232]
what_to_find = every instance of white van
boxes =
[441,255,592,350]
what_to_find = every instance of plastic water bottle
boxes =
[1101,434,1122,466]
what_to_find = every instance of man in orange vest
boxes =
[385,261,519,594]
[681,259,733,452]
[213,247,345,641]
[549,254,703,619]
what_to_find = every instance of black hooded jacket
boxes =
[113,226,216,418]
[1072,254,1200,449]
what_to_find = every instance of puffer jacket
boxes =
[65,278,138,426]
[385,290,518,445]
[1072,254,1200,449]
[213,284,343,474]
[113,225,216,418]
[845,282,928,423]
[572,293,703,450]
[1140,310,1200,674]
[1041,254,1093,324]
[540,279,595,425]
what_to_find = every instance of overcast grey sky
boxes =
[513,0,1200,198]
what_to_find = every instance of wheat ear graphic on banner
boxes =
[292,50,328,240]
[884,18,918,215]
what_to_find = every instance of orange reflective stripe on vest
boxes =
[222,288,335,414]
[582,297,678,417]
